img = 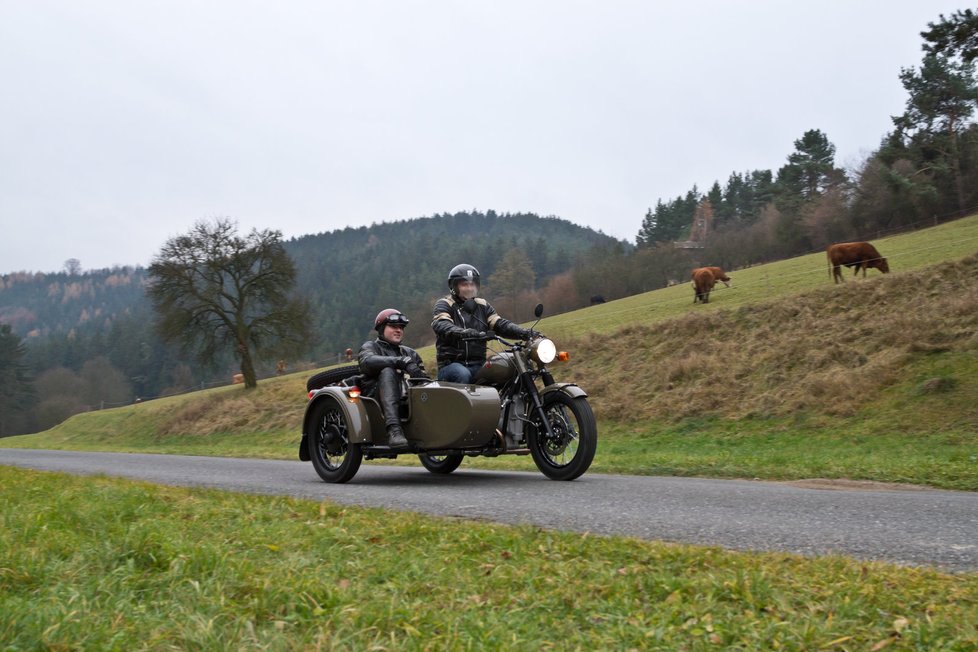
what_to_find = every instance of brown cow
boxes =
[691,267,716,303]
[826,242,889,284]
[703,266,731,288]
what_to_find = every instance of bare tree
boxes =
[147,218,312,389]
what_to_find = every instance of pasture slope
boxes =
[3,213,978,488]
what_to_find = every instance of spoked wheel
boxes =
[418,453,464,474]
[307,397,362,483]
[527,392,597,481]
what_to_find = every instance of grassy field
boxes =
[3,468,977,650]
[3,216,978,648]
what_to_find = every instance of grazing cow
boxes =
[691,267,716,303]
[826,242,889,284]
[590,294,606,305]
[703,266,731,288]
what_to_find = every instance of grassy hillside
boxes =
[5,214,978,488]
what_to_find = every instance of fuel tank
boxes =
[473,352,517,386]
[404,382,500,449]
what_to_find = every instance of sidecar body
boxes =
[300,380,500,459]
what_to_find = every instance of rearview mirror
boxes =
[534,304,544,318]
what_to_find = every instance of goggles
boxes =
[383,313,410,327]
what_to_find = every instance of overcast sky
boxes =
[0,1,964,274]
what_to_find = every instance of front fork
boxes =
[521,370,552,435]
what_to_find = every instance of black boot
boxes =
[378,368,407,447]
[386,423,408,448]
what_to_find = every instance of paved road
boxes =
[3,449,977,572]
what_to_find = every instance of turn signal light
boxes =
[557,351,570,362]
[307,390,315,400]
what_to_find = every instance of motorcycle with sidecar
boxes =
[298,304,597,482]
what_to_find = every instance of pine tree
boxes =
[0,323,36,435]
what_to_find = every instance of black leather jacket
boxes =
[357,337,427,395]
[431,295,527,368]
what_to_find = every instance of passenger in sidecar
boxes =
[357,309,429,448]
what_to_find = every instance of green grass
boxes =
[2,467,976,650]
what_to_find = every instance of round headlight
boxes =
[532,338,557,364]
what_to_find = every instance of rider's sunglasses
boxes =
[385,314,409,327]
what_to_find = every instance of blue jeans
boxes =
[437,362,485,384]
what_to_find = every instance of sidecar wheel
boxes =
[527,393,597,481]
[418,453,464,474]
[306,365,360,392]
[308,397,362,483]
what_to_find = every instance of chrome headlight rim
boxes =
[531,338,557,364]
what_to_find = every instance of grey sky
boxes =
[0,1,963,274]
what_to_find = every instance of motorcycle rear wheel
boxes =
[308,396,362,483]
[418,453,464,474]
[527,392,596,481]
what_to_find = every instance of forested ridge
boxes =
[287,210,619,353]
[0,211,623,434]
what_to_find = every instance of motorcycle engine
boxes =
[504,394,527,446]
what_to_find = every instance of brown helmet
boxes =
[374,308,409,333]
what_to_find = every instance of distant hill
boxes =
[285,210,624,353]
[0,211,625,401]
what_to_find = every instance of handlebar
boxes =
[464,333,531,347]
[461,333,498,343]
[462,332,540,348]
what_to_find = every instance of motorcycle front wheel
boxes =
[527,392,597,481]
[418,453,464,474]
[308,397,363,483]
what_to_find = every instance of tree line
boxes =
[637,10,978,273]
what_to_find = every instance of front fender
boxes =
[540,382,587,400]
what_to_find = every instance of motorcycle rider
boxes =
[431,263,540,383]
[359,309,429,448]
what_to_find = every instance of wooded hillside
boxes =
[0,211,624,434]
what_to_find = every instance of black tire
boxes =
[418,453,464,474]
[307,397,363,483]
[527,392,597,481]
[306,365,360,392]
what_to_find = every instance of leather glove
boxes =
[395,356,413,370]
[459,328,485,340]
[404,362,429,379]
[527,329,545,340]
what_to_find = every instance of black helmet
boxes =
[374,308,409,333]
[448,263,480,297]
